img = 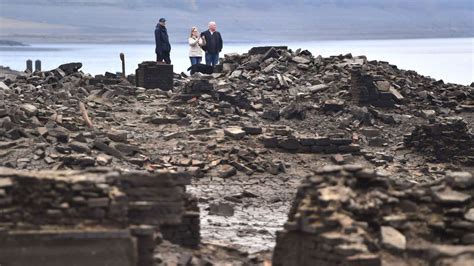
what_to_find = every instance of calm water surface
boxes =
[0,38,472,85]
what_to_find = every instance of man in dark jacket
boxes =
[200,21,223,66]
[155,18,171,64]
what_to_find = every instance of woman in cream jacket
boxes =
[188,26,204,65]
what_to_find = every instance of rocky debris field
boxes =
[273,165,474,265]
[0,46,473,265]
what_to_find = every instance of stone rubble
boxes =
[0,45,473,265]
[404,116,474,165]
[0,167,198,265]
[273,165,474,266]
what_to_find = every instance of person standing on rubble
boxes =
[200,21,223,66]
[188,26,204,65]
[155,18,171,64]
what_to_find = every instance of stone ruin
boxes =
[273,165,474,266]
[351,67,405,107]
[1,45,474,265]
[404,116,474,165]
[135,62,174,91]
[261,126,360,154]
[0,167,199,266]
[172,76,252,109]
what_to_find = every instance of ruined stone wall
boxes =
[261,130,360,154]
[0,167,199,265]
[0,169,126,227]
[404,116,474,165]
[351,68,404,107]
[135,62,174,91]
[0,230,137,266]
[160,195,200,248]
[0,168,191,228]
[273,165,474,266]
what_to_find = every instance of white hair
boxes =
[208,21,216,27]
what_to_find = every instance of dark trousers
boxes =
[157,52,171,64]
[190,57,202,65]
[205,52,219,66]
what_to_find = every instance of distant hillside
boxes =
[1,0,473,43]
[6,0,474,9]
[0,40,28,46]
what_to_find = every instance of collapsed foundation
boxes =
[273,165,474,266]
[0,167,199,266]
[404,116,474,165]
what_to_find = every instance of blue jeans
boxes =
[190,57,202,65]
[205,53,219,66]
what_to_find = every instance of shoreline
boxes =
[1,38,472,85]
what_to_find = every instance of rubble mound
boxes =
[404,117,474,165]
[1,45,474,264]
[0,61,151,171]
[350,67,405,107]
[273,165,474,266]
[261,128,360,154]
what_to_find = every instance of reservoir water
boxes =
[0,37,472,85]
